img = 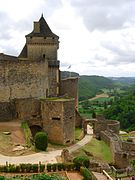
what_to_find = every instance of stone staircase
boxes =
[92,172,109,180]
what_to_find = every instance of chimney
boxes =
[34,22,40,33]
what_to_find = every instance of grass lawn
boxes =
[75,128,83,142]
[72,138,113,163]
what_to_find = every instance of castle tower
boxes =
[19,15,60,97]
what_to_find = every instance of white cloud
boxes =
[0,0,135,76]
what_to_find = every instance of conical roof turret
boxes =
[26,15,59,38]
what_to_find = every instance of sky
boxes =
[0,0,135,77]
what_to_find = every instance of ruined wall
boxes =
[60,77,78,109]
[93,119,120,136]
[100,131,111,146]
[41,98,75,145]
[99,129,135,168]
[0,59,48,102]
[107,120,120,134]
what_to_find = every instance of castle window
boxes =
[30,36,32,39]
[43,54,45,58]
[52,117,60,121]
[122,153,127,159]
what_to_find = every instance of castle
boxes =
[0,15,79,145]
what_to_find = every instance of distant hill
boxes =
[109,77,135,85]
[78,75,113,101]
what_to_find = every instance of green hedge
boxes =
[34,132,48,151]
[73,155,90,170]
[80,167,93,180]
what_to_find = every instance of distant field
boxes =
[91,96,114,102]
[89,93,109,101]
[79,93,112,118]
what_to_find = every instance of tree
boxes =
[92,111,96,118]
[104,91,135,130]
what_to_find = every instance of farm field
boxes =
[79,92,113,119]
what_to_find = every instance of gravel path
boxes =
[0,132,92,165]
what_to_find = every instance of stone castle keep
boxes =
[0,15,79,145]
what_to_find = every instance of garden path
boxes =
[0,126,93,165]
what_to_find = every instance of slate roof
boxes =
[26,15,59,38]
[18,44,27,58]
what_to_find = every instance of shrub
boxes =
[52,164,57,172]
[57,163,63,171]
[20,163,26,173]
[24,163,31,173]
[65,163,75,171]
[80,167,93,180]
[0,165,8,173]
[32,164,38,173]
[47,163,52,172]
[34,132,48,151]
[8,164,16,173]
[0,176,5,180]
[39,164,45,172]
[73,155,90,171]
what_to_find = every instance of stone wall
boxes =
[48,67,59,97]
[0,59,49,102]
[0,101,16,121]
[60,77,78,109]
[75,110,83,128]
[15,98,40,122]
[107,120,120,134]
[26,36,59,61]
[63,100,75,144]
[122,141,135,151]
[100,131,111,146]
[41,98,75,145]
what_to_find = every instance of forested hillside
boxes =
[78,76,113,101]
[104,86,135,131]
